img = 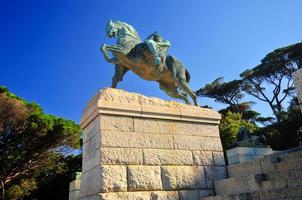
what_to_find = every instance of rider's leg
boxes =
[146,40,161,66]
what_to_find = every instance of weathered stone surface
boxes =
[70,179,81,191]
[226,147,273,165]
[82,117,100,143]
[99,165,127,192]
[260,152,302,174]
[69,179,81,200]
[178,190,200,200]
[174,135,223,151]
[144,149,193,165]
[100,147,143,165]
[80,167,101,197]
[227,160,262,178]
[127,166,162,191]
[204,166,227,188]
[134,118,219,137]
[100,115,134,132]
[69,190,80,200]
[99,191,150,200]
[79,193,100,200]
[82,134,100,172]
[100,131,174,149]
[199,190,214,198]
[79,88,224,200]
[161,166,206,190]
[80,88,221,128]
[134,118,180,134]
[213,152,225,166]
[193,151,213,166]
[150,191,179,200]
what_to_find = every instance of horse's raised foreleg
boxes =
[101,44,124,64]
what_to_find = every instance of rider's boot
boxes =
[153,56,163,78]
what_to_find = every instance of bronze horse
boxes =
[101,20,198,106]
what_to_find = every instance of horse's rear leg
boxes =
[169,64,199,106]
[159,83,191,105]
[177,79,199,106]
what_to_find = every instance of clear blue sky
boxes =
[1,0,301,122]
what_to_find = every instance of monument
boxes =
[75,21,227,200]
[101,20,198,106]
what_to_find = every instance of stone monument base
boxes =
[79,88,226,200]
[227,147,273,165]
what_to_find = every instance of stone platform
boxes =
[201,147,302,200]
[227,147,273,165]
[79,88,226,200]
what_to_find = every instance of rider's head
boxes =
[153,34,163,42]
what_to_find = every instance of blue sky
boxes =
[1,0,301,122]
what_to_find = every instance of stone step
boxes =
[200,185,302,200]
[215,167,302,195]
[214,175,283,195]
[227,148,302,178]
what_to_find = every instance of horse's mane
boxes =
[115,21,141,42]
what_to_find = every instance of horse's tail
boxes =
[185,69,191,83]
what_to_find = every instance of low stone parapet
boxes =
[226,147,273,165]
[69,179,81,200]
[79,88,226,200]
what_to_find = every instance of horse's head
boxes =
[105,20,141,44]
[106,19,119,38]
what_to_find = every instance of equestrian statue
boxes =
[101,20,199,106]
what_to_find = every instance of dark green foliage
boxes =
[0,86,81,200]
[240,42,302,120]
[219,102,260,123]
[196,77,244,112]
[219,111,258,150]
[256,98,302,150]
[197,42,302,151]
[26,154,82,200]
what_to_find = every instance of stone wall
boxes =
[293,68,302,111]
[79,88,226,200]
[201,148,302,200]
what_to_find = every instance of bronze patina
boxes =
[101,20,198,106]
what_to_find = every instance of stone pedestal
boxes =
[227,147,273,165]
[293,69,302,111]
[79,88,226,200]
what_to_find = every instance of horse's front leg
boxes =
[101,44,119,64]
